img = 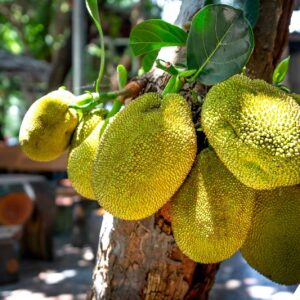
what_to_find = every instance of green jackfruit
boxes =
[201,74,300,190]
[92,93,197,220]
[241,185,300,285]
[172,148,255,263]
[19,89,78,161]
[68,109,107,199]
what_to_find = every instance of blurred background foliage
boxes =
[0,0,163,142]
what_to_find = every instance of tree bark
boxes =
[246,0,294,82]
[88,1,294,299]
[46,11,73,92]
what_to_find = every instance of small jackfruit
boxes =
[92,93,197,220]
[19,89,78,161]
[171,148,255,263]
[201,75,300,190]
[241,185,300,285]
[68,109,107,200]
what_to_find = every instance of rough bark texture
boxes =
[46,32,72,92]
[246,0,294,82]
[46,11,72,92]
[88,0,294,299]
[90,213,216,300]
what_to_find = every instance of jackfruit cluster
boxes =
[67,109,107,200]
[241,185,300,285]
[19,89,78,161]
[18,79,300,287]
[172,148,255,263]
[92,93,197,220]
[201,74,300,190]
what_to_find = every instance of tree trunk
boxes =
[88,0,294,299]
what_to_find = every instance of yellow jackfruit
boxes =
[19,89,78,161]
[171,148,255,263]
[68,109,107,199]
[241,185,300,285]
[92,93,197,220]
[201,74,300,190]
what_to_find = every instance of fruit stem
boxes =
[94,15,105,94]
[162,75,184,96]
[76,91,119,104]
[156,60,178,76]
[98,98,123,136]
[69,90,126,111]
[107,98,123,118]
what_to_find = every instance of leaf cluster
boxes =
[129,0,259,85]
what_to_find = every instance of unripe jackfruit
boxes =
[172,148,255,263]
[92,93,197,220]
[68,109,107,199]
[201,75,300,190]
[19,89,78,161]
[241,185,300,285]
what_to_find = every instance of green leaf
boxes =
[187,4,254,85]
[86,0,101,32]
[117,64,128,89]
[129,19,188,56]
[142,50,159,72]
[204,0,260,27]
[272,56,290,85]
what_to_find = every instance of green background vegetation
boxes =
[0,0,161,141]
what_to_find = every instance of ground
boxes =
[0,235,297,300]
[0,236,94,300]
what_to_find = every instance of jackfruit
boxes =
[201,74,300,190]
[19,89,78,161]
[68,109,107,199]
[171,148,255,263]
[241,185,300,285]
[92,93,197,220]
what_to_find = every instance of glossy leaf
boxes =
[204,0,260,26]
[187,4,254,85]
[130,19,187,56]
[272,56,290,85]
[142,50,159,72]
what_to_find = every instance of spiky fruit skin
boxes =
[68,109,107,200]
[172,148,255,264]
[241,185,300,285]
[201,74,300,190]
[93,93,197,220]
[19,90,78,161]
[292,93,300,105]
